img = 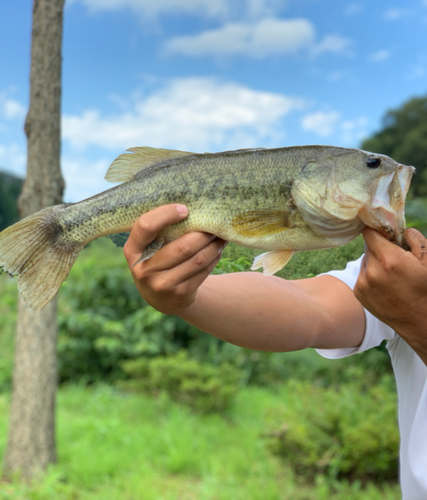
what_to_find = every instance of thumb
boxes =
[124,204,188,265]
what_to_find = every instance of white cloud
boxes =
[344,3,364,16]
[301,110,367,143]
[301,111,341,137]
[61,157,112,201]
[0,93,26,121]
[384,8,410,20]
[327,70,348,82]
[0,143,26,177]
[164,18,351,59]
[68,0,286,21]
[311,34,351,56]
[244,0,285,20]
[164,19,314,58]
[69,0,228,18]
[369,49,390,62]
[340,117,368,144]
[406,57,427,80]
[62,77,306,153]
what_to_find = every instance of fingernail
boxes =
[176,205,188,216]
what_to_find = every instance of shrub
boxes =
[57,239,189,383]
[0,276,18,391]
[264,377,399,483]
[120,350,241,413]
[56,235,388,387]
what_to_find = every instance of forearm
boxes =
[180,272,364,352]
[123,207,364,354]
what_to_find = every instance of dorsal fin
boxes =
[105,147,196,183]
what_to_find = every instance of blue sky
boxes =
[1,0,427,201]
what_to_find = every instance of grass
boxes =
[0,384,400,500]
[0,237,397,499]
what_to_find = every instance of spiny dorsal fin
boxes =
[105,147,196,183]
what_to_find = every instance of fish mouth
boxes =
[359,205,404,245]
[358,164,415,246]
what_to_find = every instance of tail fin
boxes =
[0,206,80,310]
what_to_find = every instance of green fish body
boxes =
[0,145,415,309]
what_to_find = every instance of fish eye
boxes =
[366,157,381,169]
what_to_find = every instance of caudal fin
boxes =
[0,206,80,310]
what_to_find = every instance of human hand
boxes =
[354,227,427,365]
[123,204,226,315]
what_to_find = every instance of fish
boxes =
[0,145,415,310]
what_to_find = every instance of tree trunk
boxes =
[3,0,65,480]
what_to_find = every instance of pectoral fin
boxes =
[232,209,291,237]
[132,238,164,267]
[251,249,295,275]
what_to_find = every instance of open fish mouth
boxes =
[358,164,415,246]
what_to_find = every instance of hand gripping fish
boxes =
[0,145,415,310]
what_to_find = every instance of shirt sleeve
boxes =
[316,256,396,360]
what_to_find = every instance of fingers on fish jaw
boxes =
[359,205,405,246]
[251,249,295,276]
[358,167,414,247]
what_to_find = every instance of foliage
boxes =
[56,235,368,385]
[0,171,23,232]
[215,234,365,280]
[405,197,427,235]
[0,276,18,391]
[120,350,241,413]
[361,94,427,197]
[0,384,401,499]
[265,377,399,483]
[1,231,389,391]
[57,239,188,382]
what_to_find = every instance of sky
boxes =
[1,0,427,202]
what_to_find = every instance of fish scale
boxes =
[0,145,415,309]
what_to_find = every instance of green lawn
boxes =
[0,385,400,500]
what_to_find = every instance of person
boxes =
[124,204,427,500]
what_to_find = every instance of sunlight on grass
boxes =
[0,385,400,499]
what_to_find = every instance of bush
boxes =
[120,350,241,413]
[264,377,399,483]
[405,197,427,235]
[58,239,190,383]
[56,236,392,387]
[0,276,18,391]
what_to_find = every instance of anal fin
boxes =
[251,249,295,276]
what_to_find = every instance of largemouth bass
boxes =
[0,145,414,310]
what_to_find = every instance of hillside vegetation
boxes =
[0,171,23,231]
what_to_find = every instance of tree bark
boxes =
[3,0,65,479]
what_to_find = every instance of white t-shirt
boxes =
[317,257,427,500]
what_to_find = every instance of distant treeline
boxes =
[0,171,23,231]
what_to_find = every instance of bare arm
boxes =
[180,273,365,351]
[355,227,427,367]
[124,205,366,352]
